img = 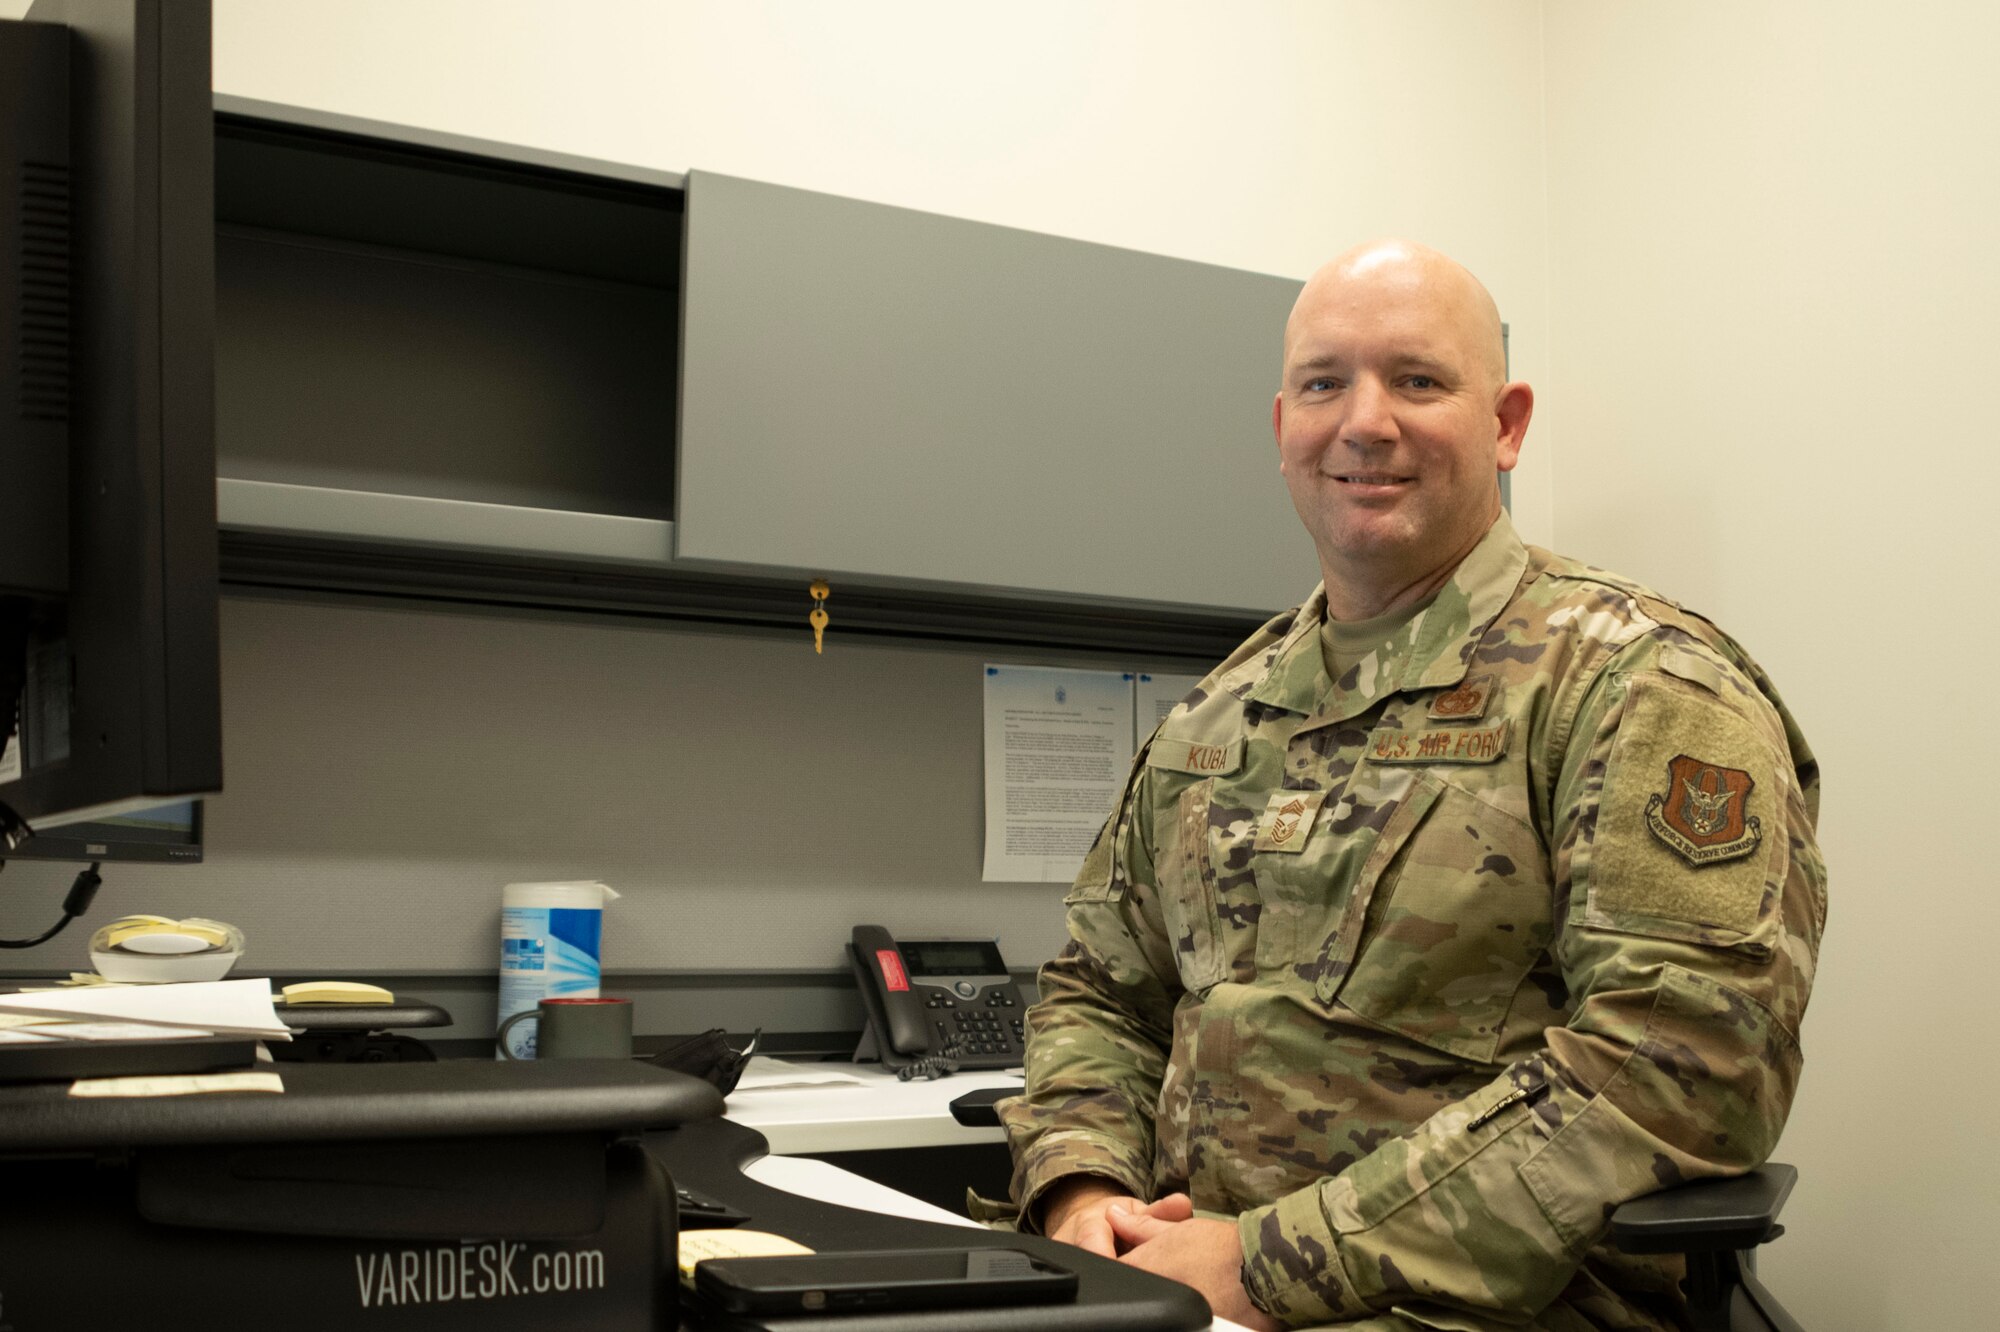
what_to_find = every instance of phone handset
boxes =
[851,924,931,1057]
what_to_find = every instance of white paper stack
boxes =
[0,977,293,1042]
[731,1057,868,1093]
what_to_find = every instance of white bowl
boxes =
[90,948,242,983]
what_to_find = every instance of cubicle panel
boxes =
[678,172,1309,614]
[0,596,1090,975]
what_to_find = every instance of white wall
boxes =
[1542,1,1997,1325]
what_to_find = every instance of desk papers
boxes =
[0,977,293,1039]
[0,1019,227,1044]
[70,1070,284,1098]
[730,1057,869,1093]
[744,1156,981,1230]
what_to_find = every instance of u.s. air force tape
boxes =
[1364,721,1509,765]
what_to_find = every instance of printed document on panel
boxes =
[982,666,1135,883]
[1133,672,1204,745]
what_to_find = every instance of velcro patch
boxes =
[1253,789,1329,853]
[1365,722,1508,765]
[1589,674,1780,936]
[1656,643,1728,696]
[1146,737,1242,776]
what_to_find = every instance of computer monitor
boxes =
[2,797,201,864]
[0,0,221,843]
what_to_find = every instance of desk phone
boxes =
[849,925,1026,1072]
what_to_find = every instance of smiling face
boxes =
[1274,241,1532,619]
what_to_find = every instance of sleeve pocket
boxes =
[1063,822,1123,904]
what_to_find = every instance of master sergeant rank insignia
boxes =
[1253,788,1329,853]
[1427,674,1495,721]
[1645,754,1762,866]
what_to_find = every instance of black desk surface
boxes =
[0,1057,723,1150]
[651,1116,1210,1332]
[274,998,452,1030]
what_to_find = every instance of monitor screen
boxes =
[1,797,201,864]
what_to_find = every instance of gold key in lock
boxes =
[809,580,830,654]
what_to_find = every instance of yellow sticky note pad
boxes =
[102,916,233,950]
[676,1229,814,1285]
[281,981,395,1005]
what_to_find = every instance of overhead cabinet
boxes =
[214,99,685,568]
[213,97,1307,627]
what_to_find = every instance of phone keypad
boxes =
[919,984,1025,1061]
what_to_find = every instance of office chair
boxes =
[1606,1163,1805,1332]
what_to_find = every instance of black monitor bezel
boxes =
[0,796,202,863]
[1,0,221,833]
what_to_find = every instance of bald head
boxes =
[1284,239,1507,392]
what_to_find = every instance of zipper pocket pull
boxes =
[1468,1078,1550,1131]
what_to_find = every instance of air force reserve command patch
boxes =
[1646,755,1762,866]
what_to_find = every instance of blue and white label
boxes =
[497,906,602,1059]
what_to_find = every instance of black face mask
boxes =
[648,1027,759,1096]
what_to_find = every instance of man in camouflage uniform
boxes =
[995,240,1825,1330]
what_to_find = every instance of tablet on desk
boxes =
[694,1247,1078,1316]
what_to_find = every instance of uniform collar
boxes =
[1236,511,1530,725]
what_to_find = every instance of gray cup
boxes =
[497,996,633,1059]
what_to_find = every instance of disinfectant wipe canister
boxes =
[497,881,620,1060]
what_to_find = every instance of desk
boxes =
[710,1065,1264,1330]
[0,1054,1223,1329]
[0,1059,715,1329]
[721,1060,1021,1215]
[653,1116,1221,1331]
[738,1154,1263,1332]
[723,1060,1022,1153]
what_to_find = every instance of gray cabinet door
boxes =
[678,173,1309,614]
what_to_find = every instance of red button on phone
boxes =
[875,949,909,992]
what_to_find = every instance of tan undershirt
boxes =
[1318,591,1437,685]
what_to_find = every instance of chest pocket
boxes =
[1323,774,1554,1065]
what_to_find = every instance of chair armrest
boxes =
[1606,1163,1797,1254]
[949,1086,1016,1127]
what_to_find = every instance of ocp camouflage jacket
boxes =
[999,513,1825,1330]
